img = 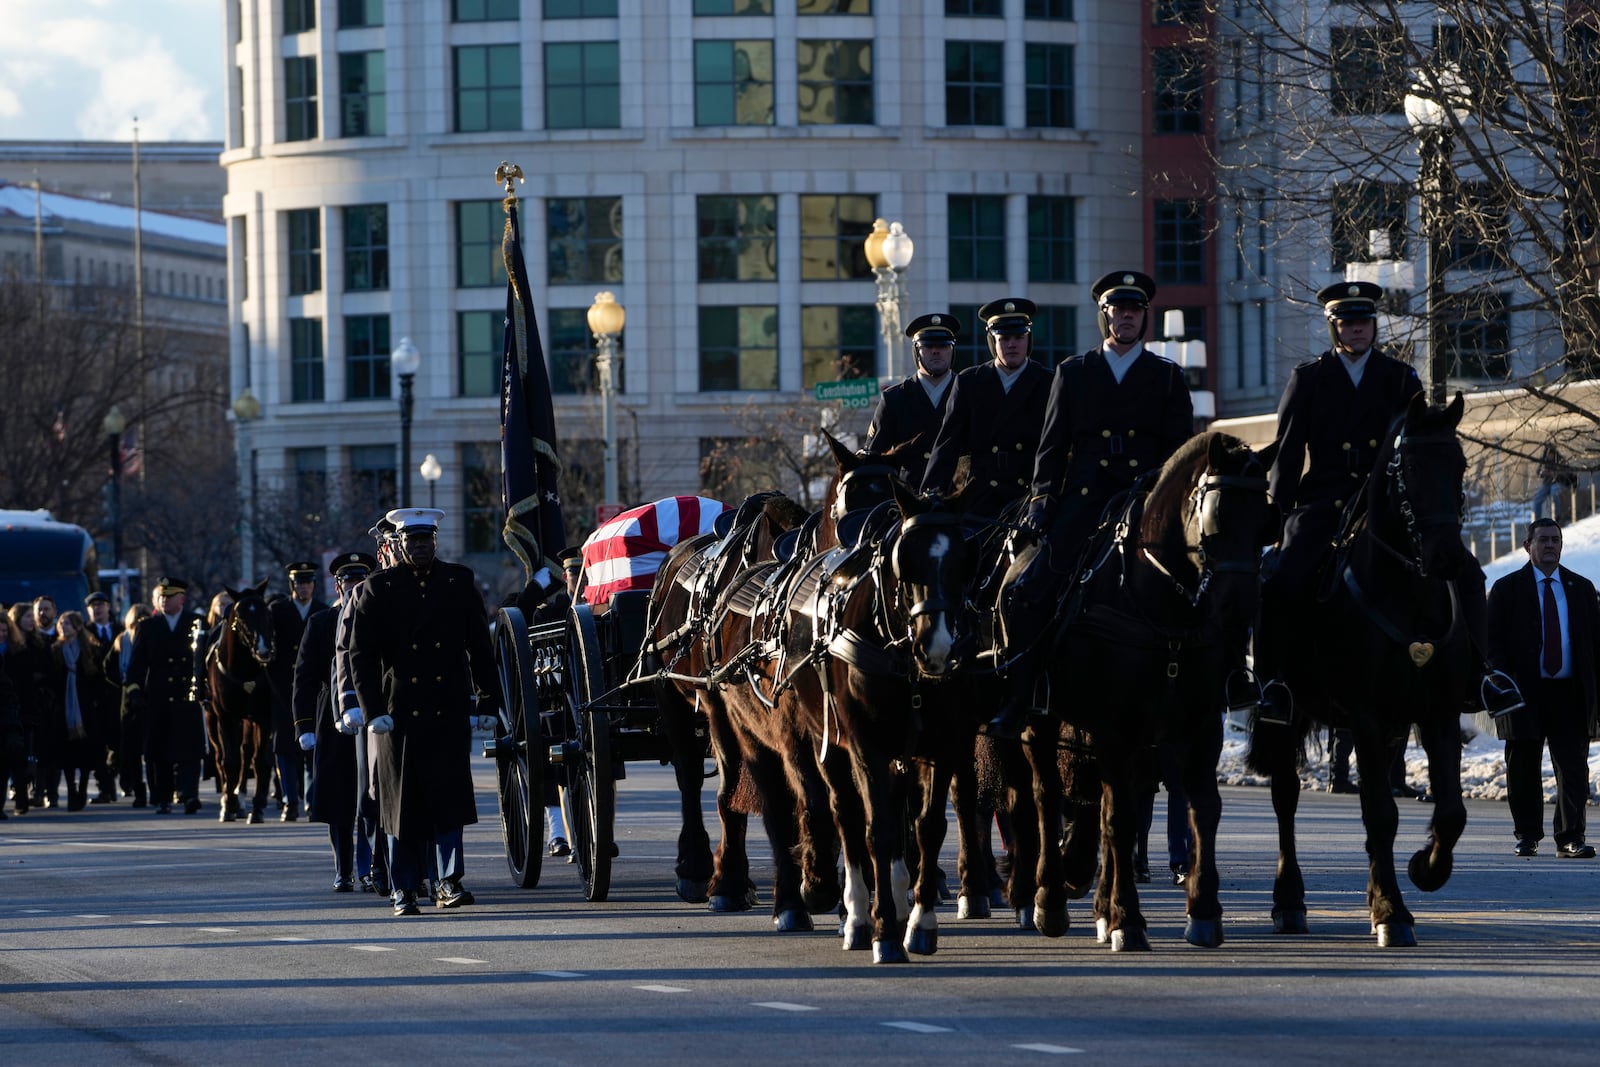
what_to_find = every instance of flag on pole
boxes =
[497,164,566,584]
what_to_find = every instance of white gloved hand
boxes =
[477,714,499,732]
[340,702,365,729]
[337,713,360,735]
[297,732,316,751]
[368,714,395,734]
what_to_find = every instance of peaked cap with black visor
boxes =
[1091,270,1157,341]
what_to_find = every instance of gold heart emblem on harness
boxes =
[1407,642,1434,668]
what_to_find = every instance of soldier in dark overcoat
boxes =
[991,271,1194,734]
[80,592,123,803]
[295,552,379,891]
[348,509,497,916]
[268,561,329,821]
[863,312,960,488]
[124,578,207,814]
[921,298,1052,519]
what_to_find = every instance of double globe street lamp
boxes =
[864,219,914,383]
[587,291,625,509]
[1404,66,1470,407]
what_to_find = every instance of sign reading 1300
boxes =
[814,377,881,409]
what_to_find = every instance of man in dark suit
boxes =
[921,297,1052,519]
[990,271,1194,735]
[124,578,207,814]
[268,561,329,821]
[81,592,123,803]
[864,312,960,489]
[1487,518,1600,859]
[349,508,498,916]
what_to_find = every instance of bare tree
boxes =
[699,397,871,510]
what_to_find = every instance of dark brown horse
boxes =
[1246,394,1472,946]
[205,580,277,824]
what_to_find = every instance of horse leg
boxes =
[1267,761,1308,934]
[705,713,756,913]
[1353,725,1414,946]
[999,738,1040,930]
[858,749,910,964]
[661,688,713,903]
[1180,724,1226,948]
[1103,773,1151,952]
[949,751,992,919]
[905,759,949,956]
[1408,714,1465,893]
[821,751,877,953]
[1025,727,1069,938]
[756,747,812,931]
[216,711,243,823]
[247,718,273,824]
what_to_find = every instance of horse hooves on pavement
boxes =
[708,892,753,913]
[772,908,814,933]
[841,921,872,950]
[1013,906,1036,932]
[1271,909,1308,934]
[246,809,264,825]
[1110,927,1152,952]
[1407,849,1452,892]
[904,926,938,956]
[872,939,910,964]
[1184,917,1225,947]
[676,878,710,904]
[1375,922,1417,948]
[955,894,990,920]
[1095,916,1110,944]
[1035,904,1069,939]
[1063,880,1091,901]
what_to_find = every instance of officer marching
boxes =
[863,312,961,488]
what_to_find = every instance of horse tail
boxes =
[1242,712,1310,777]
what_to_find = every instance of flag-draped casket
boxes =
[578,496,729,605]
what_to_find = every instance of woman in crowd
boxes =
[6,603,51,812]
[51,611,103,811]
[104,603,153,806]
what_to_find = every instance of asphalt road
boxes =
[3,756,1597,1066]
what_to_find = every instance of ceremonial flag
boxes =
[578,496,729,606]
[499,183,567,583]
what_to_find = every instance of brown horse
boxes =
[205,579,278,824]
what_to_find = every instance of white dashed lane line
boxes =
[76,914,110,919]
[634,984,689,993]
[133,919,170,925]
[435,957,486,965]
[350,945,394,953]
[884,1021,952,1034]
[272,936,312,942]
[1012,1043,1084,1055]
[752,1002,818,1012]
[199,927,239,933]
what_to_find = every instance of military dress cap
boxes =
[905,313,961,344]
[558,546,585,570]
[386,506,446,532]
[978,298,1037,334]
[1091,270,1158,307]
[367,515,397,542]
[286,560,319,579]
[153,576,188,596]
[330,551,378,578]
[1317,280,1383,321]
[85,591,110,607]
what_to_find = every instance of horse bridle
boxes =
[1141,467,1269,608]
[229,601,275,667]
[1379,429,1462,577]
[888,511,970,623]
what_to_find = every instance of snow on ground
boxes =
[1215,513,1600,808]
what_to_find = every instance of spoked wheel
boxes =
[564,604,614,902]
[492,607,545,888]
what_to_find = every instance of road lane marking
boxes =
[536,970,584,978]
[76,914,110,918]
[436,957,486,965]
[1012,1044,1085,1055]
[634,984,689,993]
[350,945,394,952]
[133,919,170,925]
[21,909,51,914]
[752,1002,818,1012]
[199,927,240,933]
[884,1022,952,1034]
[272,936,311,942]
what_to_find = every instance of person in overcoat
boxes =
[124,577,207,814]
[921,297,1052,520]
[348,509,497,916]
[81,593,123,803]
[268,561,329,821]
[1487,518,1600,859]
[863,312,960,489]
[103,603,153,806]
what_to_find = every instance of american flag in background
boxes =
[578,496,728,606]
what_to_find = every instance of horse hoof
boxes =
[219,810,235,823]
[1375,922,1417,948]
[1271,909,1308,934]
[1185,918,1225,948]
[873,940,910,964]
[802,880,841,916]
[842,921,872,950]
[989,886,1008,910]
[904,927,938,956]
[956,894,990,920]
[1035,905,1069,939]
[1013,907,1035,932]
[676,878,710,904]
[1110,927,1152,952]
[708,893,752,913]
[773,908,814,933]
[1063,880,1091,901]
[246,810,263,825]
[1095,917,1110,944]
[1407,849,1453,893]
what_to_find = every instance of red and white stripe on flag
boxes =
[579,496,729,605]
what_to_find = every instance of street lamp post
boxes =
[587,292,625,508]
[1405,69,1468,407]
[1153,310,1214,431]
[102,405,126,608]
[391,336,420,505]
[863,219,914,382]
[420,453,442,510]
[232,389,261,583]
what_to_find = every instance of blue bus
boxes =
[0,510,97,612]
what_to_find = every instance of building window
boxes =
[288,447,327,518]
[343,205,389,292]
[550,307,616,394]
[693,0,771,11]
[287,208,321,295]
[1153,47,1204,133]
[1153,200,1206,285]
[799,194,874,280]
[1031,305,1078,366]
[697,195,777,281]
[1443,292,1511,380]
[797,40,873,125]
[290,317,324,402]
[946,42,1003,126]
[798,0,871,11]
[801,305,876,389]
[548,197,623,285]
[694,40,775,126]
[946,0,1002,14]
[235,219,248,301]
[339,0,383,28]
[546,42,621,129]
[339,51,386,137]
[949,303,983,371]
[345,314,392,400]
[349,444,397,514]
[453,0,519,20]
[456,200,509,288]
[284,57,318,141]
[461,442,503,553]
[454,45,521,132]
[1153,0,1202,24]
[948,194,1006,282]
[1448,182,1511,272]
[1027,196,1075,283]
[1329,179,1408,268]
[699,305,778,391]
[1025,43,1073,129]
[458,311,502,399]
[284,0,315,34]
[1025,0,1071,18]
[1329,24,1407,116]
[545,0,618,14]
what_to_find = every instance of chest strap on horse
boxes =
[1340,563,1462,659]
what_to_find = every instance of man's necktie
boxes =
[1542,577,1562,676]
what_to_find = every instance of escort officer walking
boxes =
[863,313,960,488]
[921,298,1052,518]
[991,271,1194,734]
[268,561,329,821]
[123,578,207,814]
[349,508,497,915]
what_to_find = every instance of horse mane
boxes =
[1142,432,1219,535]
[761,492,810,531]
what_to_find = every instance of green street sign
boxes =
[814,377,880,409]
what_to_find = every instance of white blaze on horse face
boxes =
[915,532,955,673]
